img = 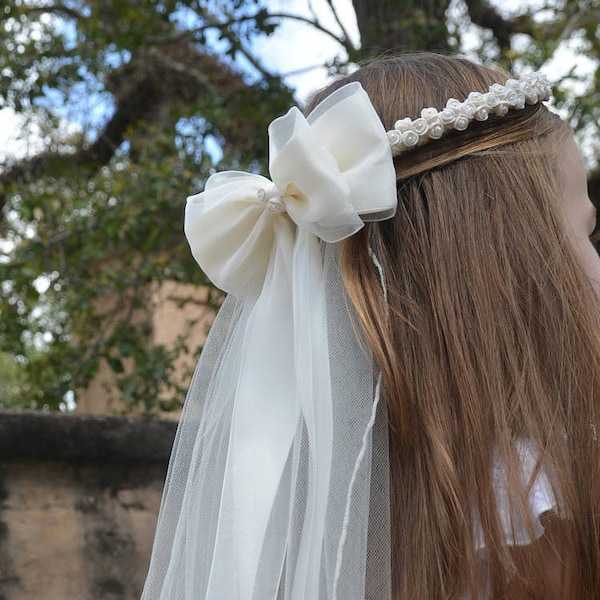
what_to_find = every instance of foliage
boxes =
[0,0,598,412]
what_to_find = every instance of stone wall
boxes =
[0,411,177,600]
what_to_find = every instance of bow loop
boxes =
[185,82,397,297]
[185,171,295,297]
[268,106,364,243]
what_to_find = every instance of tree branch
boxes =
[144,47,220,96]
[324,0,357,53]
[463,0,534,52]
[0,42,287,198]
[268,12,352,55]
[1,55,162,188]
[26,4,83,20]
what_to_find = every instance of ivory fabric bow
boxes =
[179,83,396,599]
[185,81,397,298]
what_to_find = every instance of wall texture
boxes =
[0,411,177,600]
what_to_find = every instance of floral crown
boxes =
[387,72,552,156]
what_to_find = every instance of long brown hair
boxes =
[309,54,600,598]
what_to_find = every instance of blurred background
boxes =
[0,0,598,598]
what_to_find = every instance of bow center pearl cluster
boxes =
[257,185,286,214]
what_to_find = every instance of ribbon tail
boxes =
[289,232,333,599]
[205,225,300,599]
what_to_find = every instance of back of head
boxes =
[310,53,600,598]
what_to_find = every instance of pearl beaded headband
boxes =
[387,72,552,156]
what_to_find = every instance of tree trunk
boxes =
[352,0,451,59]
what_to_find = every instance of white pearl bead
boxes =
[267,198,284,213]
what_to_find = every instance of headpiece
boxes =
[387,72,551,155]
[142,72,551,600]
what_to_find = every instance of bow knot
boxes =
[185,82,397,297]
[257,184,286,214]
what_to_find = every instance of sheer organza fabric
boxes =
[141,245,392,600]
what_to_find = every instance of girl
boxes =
[143,53,600,599]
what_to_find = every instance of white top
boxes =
[476,438,558,551]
